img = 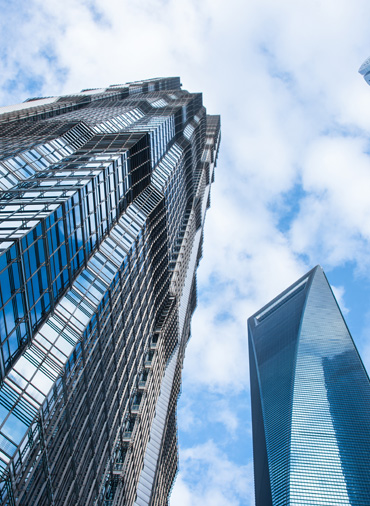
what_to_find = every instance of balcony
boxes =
[138,370,148,389]
[122,416,136,441]
[145,350,154,367]
[131,393,142,413]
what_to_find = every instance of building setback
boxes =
[248,266,370,505]
[0,78,220,505]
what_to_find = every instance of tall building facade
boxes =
[248,266,370,505]
[0,78,220,505]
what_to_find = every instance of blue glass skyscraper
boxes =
[0,78,220,505]
[248,266,370,505]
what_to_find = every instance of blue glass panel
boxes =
[28,245,37,273]
[0,311,6,342]
[37,238,45,264]
[26,282,34,306]
[31,274,40,302]
[60,245,67,266]
[7,333,17,356]
[9,246,17,261]
[0,269,11,306]
[11,263,20,291]
[34,301,42,324]
[18,323,27,342]
[69,237,77,258]
[2,342,9,365]
[4,302,15,335]
[42,292,50,313]
[40,266,48,291]
[21,237,27,252]
[23,250,31,279]
[15,294,24,319]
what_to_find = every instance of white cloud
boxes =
[355,308,370,376]
[170,440,254,506]
[331,284,349,315]
[360,328,370,375]
[289,136,370,270]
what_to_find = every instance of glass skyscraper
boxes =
[359,56,370,85]
[0,77,220,505]
[248,266,370,505]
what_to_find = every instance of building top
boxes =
[249,265,321,326]
[0,77,182,121]
[358,57,370,85]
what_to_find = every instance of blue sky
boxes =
[1,0,370,504]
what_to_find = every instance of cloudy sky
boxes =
[2,0,370,504]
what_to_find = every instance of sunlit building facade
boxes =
[0,78,220,505]
[248,266,370,505]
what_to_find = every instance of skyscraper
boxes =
[248,266,370,505]
[0,78,220,505]
[359,56,370,84]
